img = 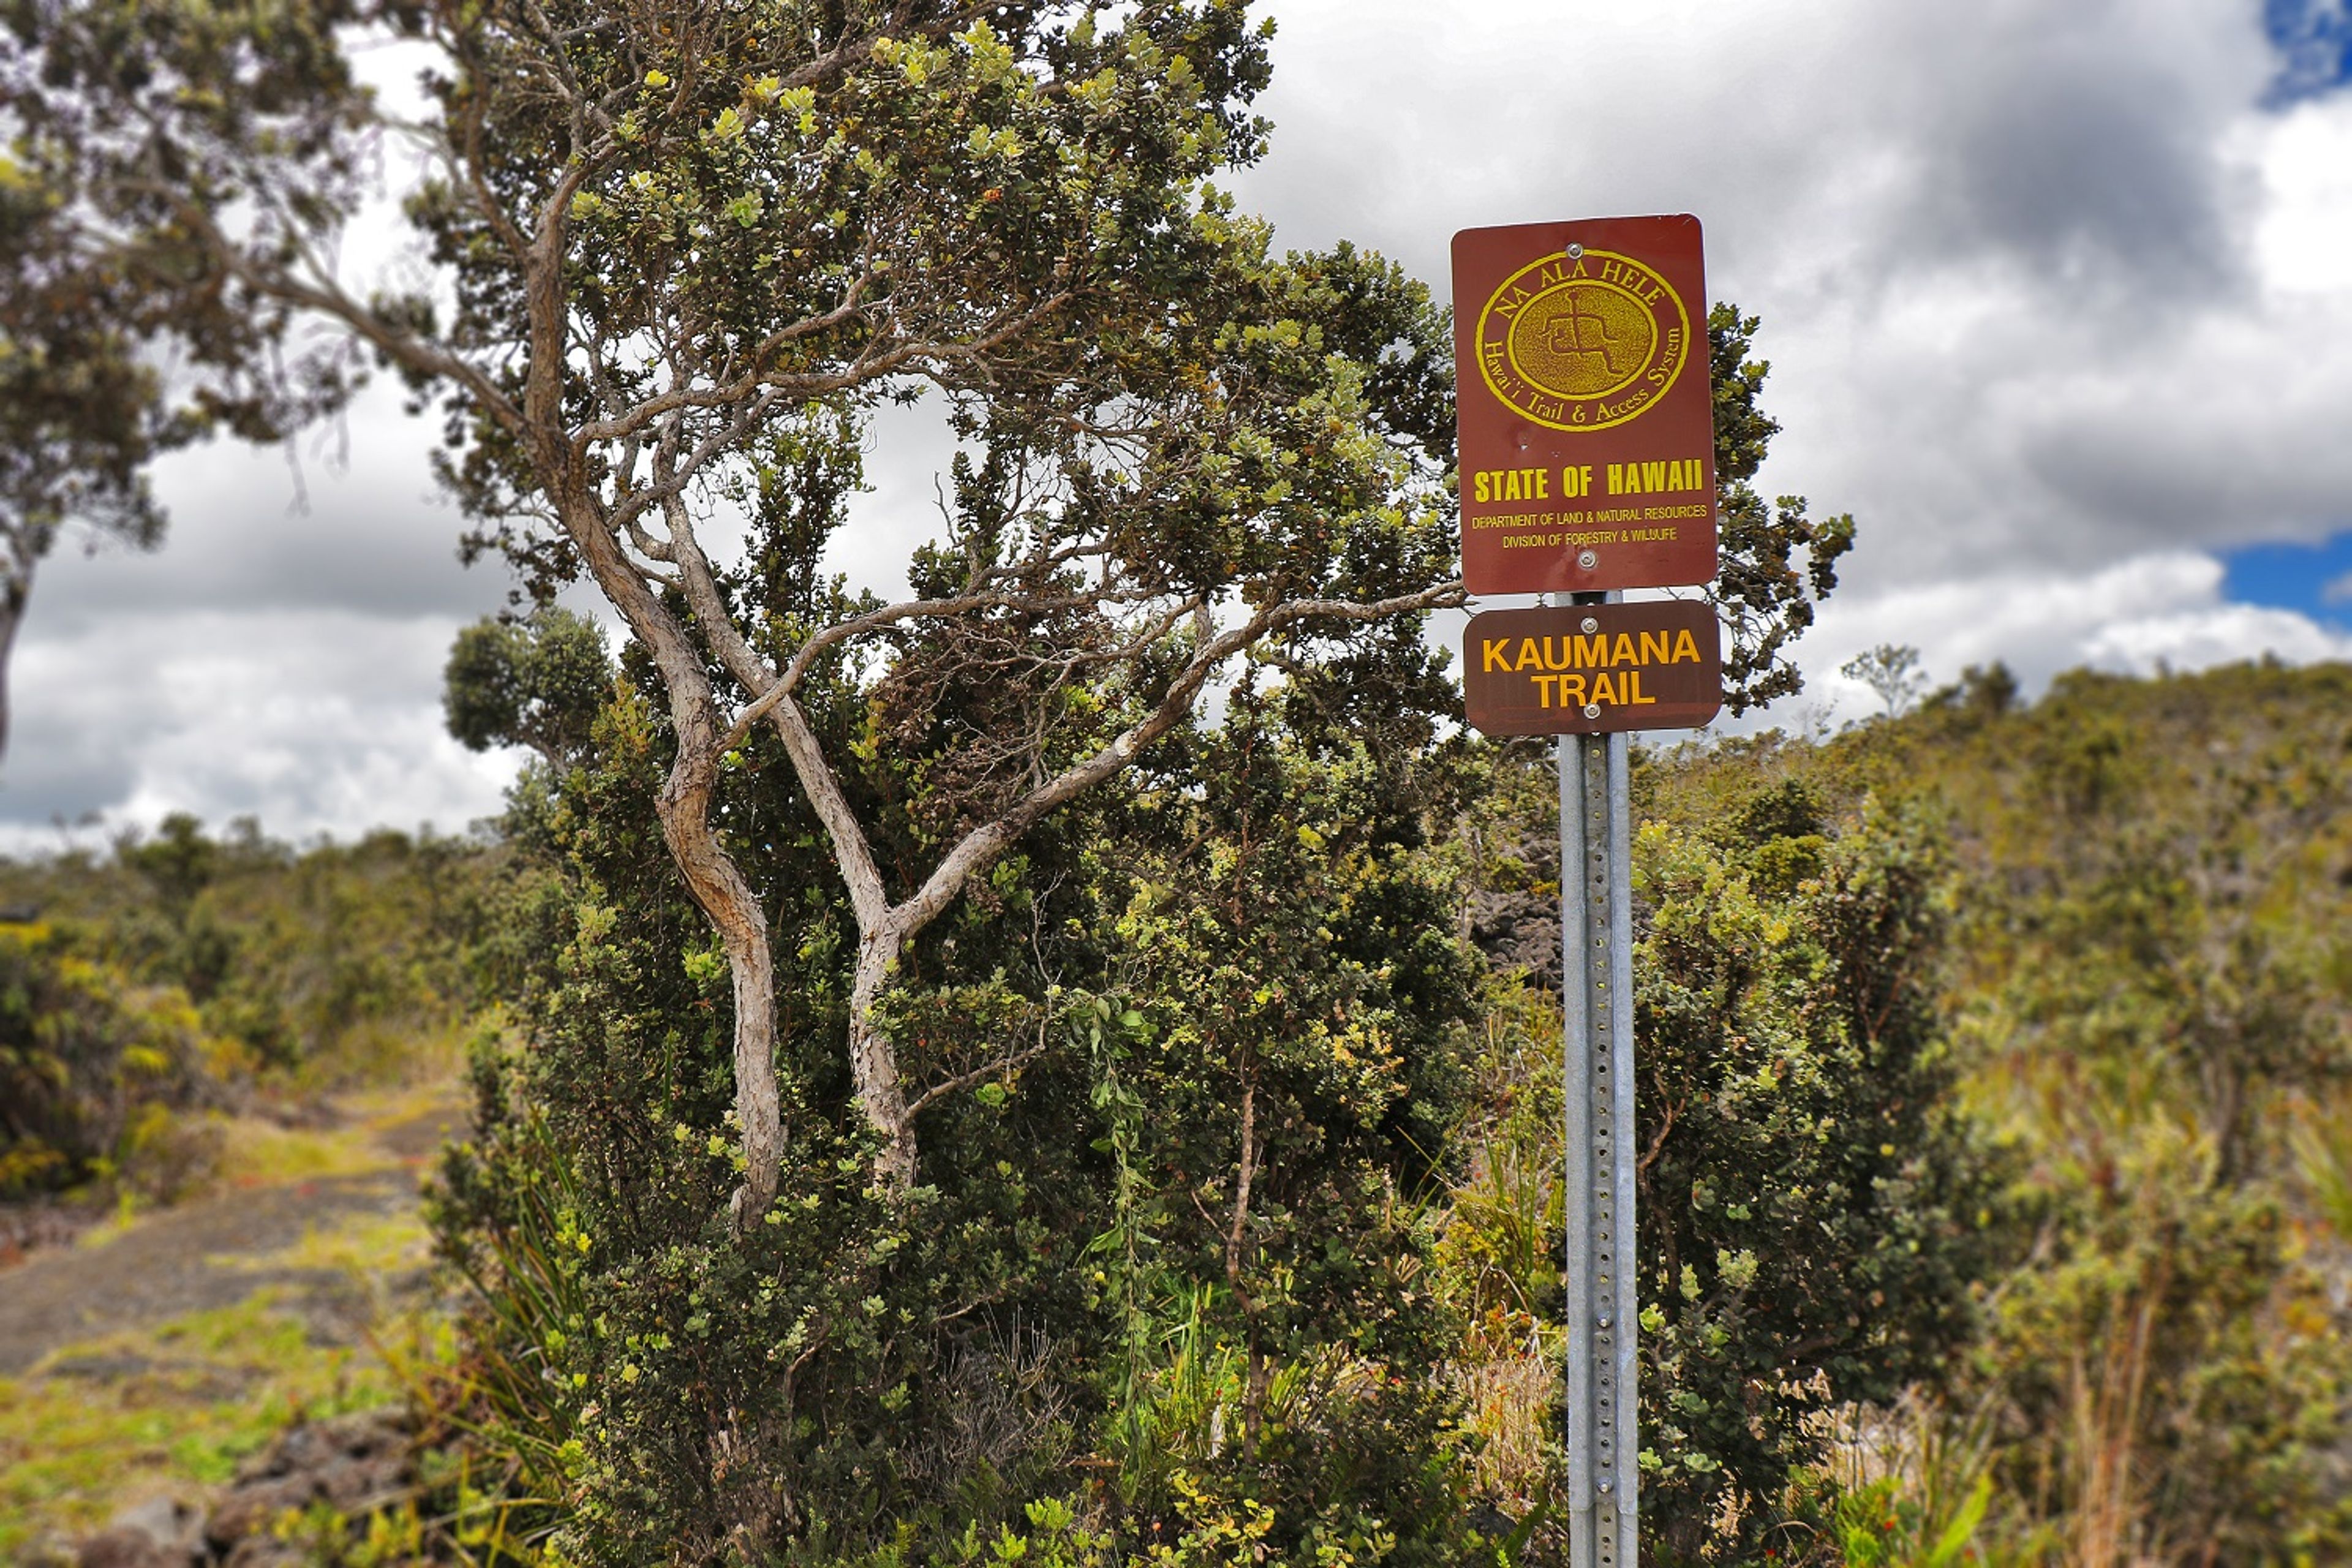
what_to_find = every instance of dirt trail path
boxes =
[0,1096,466,1377]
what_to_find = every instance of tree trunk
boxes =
[0,543,32,765]
[1227,1077,1267,1454]
[657,767,785,1228]
[849,924,917,1188]
[538,458,787,1231]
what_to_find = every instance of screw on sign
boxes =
[1453,214,1719,595]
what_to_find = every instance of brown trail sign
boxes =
[1453,214,1718,595]
[1462,601,1721,737]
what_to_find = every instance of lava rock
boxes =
[201,1408,412,1558]
[76,1498,205,1568]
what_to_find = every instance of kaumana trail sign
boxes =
[1460,600,1721,737]
[1453,213,1729,1568]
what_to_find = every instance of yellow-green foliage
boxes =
[1425,660,2352,1561]
[0,820,499,1204]
[1633,658,2352,1561]
[0,815,499,1090]
[0,920,216,1200]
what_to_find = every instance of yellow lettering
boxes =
[1561,674,1587,707]
[1536,467,1550,500]
[1639,631,1668,665]
[1474,471,1492,503]
[1606,463,1624,495]
[1482,638,1511,673]
[1532,673,1555,708]
[1514,638,1542,672]
[1642,461,1667,490]
[1672,628,1700,663]
[1630,669,1654,705]
[1573,633,1610,665]
[1591,672,1618,705]
[1611,633,1637,665]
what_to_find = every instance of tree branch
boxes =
[126,179,525,432]
[891,579,1465,942]
[905,1040,1050,1118]
[656,484,895,935]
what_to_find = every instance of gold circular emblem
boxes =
[1474,249,1691,431]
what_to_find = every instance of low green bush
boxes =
[0,918,220,1200]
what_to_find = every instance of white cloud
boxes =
[2,605,519,854]
[1243,0,2352,586]
[1784,549,2352,727]
[4,375,518,847]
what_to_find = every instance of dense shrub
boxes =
[1630,785,1997,1559]
[431,656,1489,1565]
[0,815,498,1085]
[0,919,220,1200]
[1619,660,2352,1562]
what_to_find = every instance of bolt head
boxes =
[1566,243,1585,260]
[1596,1478,1613,1494]
[1583,703,1601,719]
[1577,548,1599,570]
[1581,616,1599,633]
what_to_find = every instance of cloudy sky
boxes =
[8,0,2352,850]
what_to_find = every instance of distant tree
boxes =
[1949,660,2019,718]
[0,0,361,760]
[1843,641,1929,717]
[118,809,218,917]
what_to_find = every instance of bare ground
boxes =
[0,1096,465,1377]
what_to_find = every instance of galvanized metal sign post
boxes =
[1560,712,1638,1566]
[1453,215,1724,1568]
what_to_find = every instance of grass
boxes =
[216,1079,465,1189]
[0,1291,426,1555]
[210,1117,399,1188]
[228,1205,435,1278]
[0,1082,461,1556]
[64,1079,460,1259]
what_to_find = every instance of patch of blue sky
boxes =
[2220,530,2352,625]
[2264,0,2352,103]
